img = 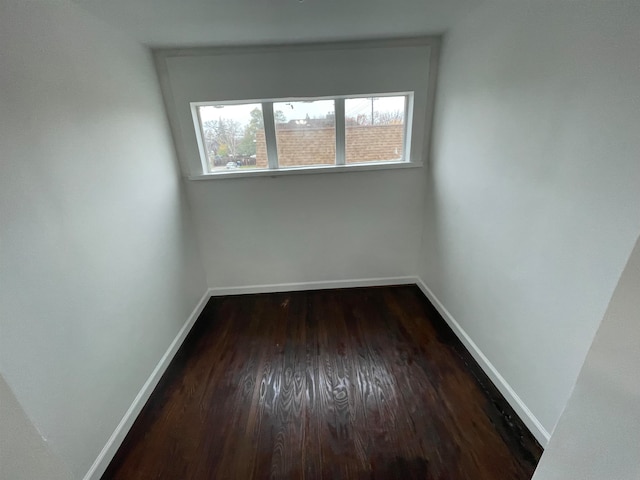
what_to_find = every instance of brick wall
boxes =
[345,124,404,163]
[255,124,404,167]
[255,132,268,168]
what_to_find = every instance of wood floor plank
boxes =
[103,286,542,480]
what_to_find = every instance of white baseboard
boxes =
[414,278,551,446]
[83,290,212,480]
[83,278,414,480]
[85,276,548,480]
[208,276,418,296]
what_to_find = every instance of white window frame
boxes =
[189,92,415,179]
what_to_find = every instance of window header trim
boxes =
[189,91,414,109]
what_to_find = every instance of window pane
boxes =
[345,96,406,164]
[197,103,268,172]
[273,100,336,168]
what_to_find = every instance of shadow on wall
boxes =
[0,374,71,479]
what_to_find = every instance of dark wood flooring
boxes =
[103,286,542,479]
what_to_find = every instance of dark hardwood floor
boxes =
[103,285,542,479]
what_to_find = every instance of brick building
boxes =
[255,124,404,167]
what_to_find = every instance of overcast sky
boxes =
[198,95,405,126]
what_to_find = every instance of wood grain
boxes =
[103,286,542,479]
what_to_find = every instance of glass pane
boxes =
[345,96,406,164]
[197,103,268,172]
[273,100,336,168]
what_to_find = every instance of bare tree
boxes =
[202,120,221,156]
[345,109,404,127]
[220,118,242,157]
[202,118,242,158]
[376,110,404,125]
[346,113,370,126]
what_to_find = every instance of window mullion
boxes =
[194,107,211,173]
[262,102,279,169]
[335,98,346,165]
[403,93,413,163]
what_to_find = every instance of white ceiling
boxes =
[72,0,478,47]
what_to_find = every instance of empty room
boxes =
[1,0,639,479]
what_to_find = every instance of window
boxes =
[274,99,336,168]
[345,95,406,164]
[192,93,413,175]
[195,103,268,172]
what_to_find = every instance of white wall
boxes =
[0,0,207,477]
[0,374,71,480]
[187,170,423,287]
[157,41,436,288]
[422,0,640,438]
[532,234,640,479]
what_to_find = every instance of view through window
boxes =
[345,96,405,164]
[194,93,411,174]
[274,100,336,168]
[197,103,268,172]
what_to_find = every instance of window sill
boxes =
[187,161,422,181]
